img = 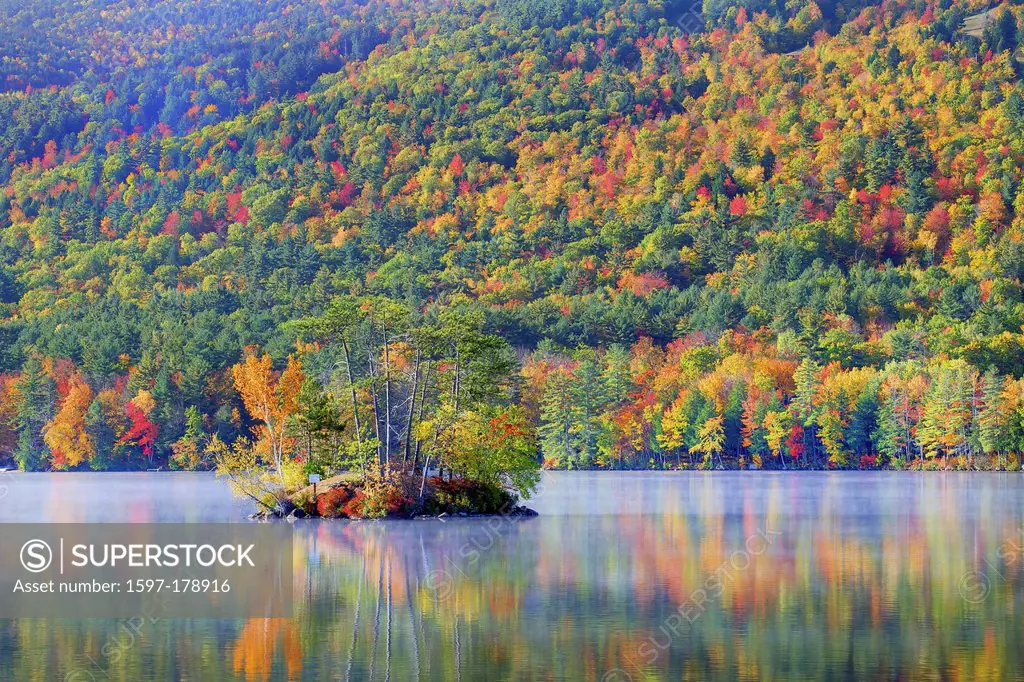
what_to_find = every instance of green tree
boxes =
[569,349,607,467]
[976,368,1007,467]
[539,367,579,467]
[13,356,55,471]
[449,405,540,499]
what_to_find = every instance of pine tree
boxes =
[792,358,820,465]
[901,164,932,216]
[740,387,771,468]
[848,376,881,459]
[918,361,975,465]
[731,136,755,168]
[759,147,777,181]
[977,368,1006,467]
[865,134,899,191]
[538,368,580,468]
[13,355,56,471]
[723,381,746,460]
[601,344,633,406]
[1005,90,1024,131]
[86,391,120,471]
[569,351,607,468]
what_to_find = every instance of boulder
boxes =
[273,499,296,518]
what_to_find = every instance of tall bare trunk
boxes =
[380,323,387,464]
[367,351,383,466]
[341,340,362,447]
[451,344,461,415]
[382,322,392,466]
[413,361,431,470]
[403,350,420,469]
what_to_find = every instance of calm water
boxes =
[1,471,1024,681]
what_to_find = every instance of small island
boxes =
[221,446,541,521]
[211,299,542,520]
[216,401,541,520]
[255,470,539,520]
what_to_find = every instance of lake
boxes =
[1,471,1023,681]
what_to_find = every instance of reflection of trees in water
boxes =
[295,480,1024,681]
[293,520,494,681]
[287,494,1024,681]
[4,476,1024,680]
[233,619,301,679]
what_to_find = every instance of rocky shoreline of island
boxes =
[244,472,538,521]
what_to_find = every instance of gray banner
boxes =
[0,523,293,618]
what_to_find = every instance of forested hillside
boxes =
[3,0,1024,471]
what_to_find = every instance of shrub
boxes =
[338,464,415,518]
[422,477,516,515]
[316,486,354,518]
[293,490,317,516]
[384,488,413,515]
[281,459,310,494]
[341,490,370,518]
[347,487,412,519]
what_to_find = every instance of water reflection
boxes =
[2,472,1023,681]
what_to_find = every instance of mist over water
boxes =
[2,471,1023,681]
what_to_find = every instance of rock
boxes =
[288,508,307,520]
[511,506,539,517]
[273,499,296,518]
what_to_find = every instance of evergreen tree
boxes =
[792,358,821,465]
[602,345,633,406]
[569,350,607,467]
[977,368,1006,467]
[538,367,579,468]
[847,376,881,459]
[865,134,900,191]
[13,356,55,471]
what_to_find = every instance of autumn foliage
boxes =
[4,0,1024,475]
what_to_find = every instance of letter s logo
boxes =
[20,539,53,573]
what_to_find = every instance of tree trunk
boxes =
[451,347,460,415]
[413,361,431,471]
[367,352,383,467]
[341,340,362,447]
[403,350,421,469]
[382,321,392,466]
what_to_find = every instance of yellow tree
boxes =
[657,393,690,467]
[814,365,876,469]
[232,353,304,484]
[43,375,95,469]
[763,409,792,469]
[693,416,725,469]
[0,375,17,455]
